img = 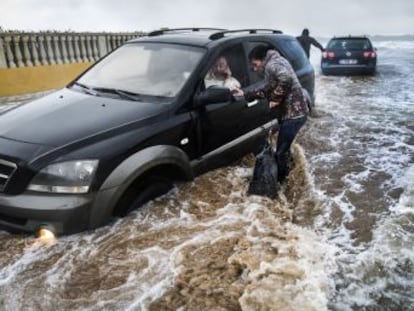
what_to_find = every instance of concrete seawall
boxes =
[0,63,92,96]
[0,31,143,97]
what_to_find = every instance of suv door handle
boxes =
[246,99,259,107]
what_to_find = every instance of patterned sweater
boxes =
[244,50,309,120]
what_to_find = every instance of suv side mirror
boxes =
[194,86,232,108]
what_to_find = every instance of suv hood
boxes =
[0,88,170,147]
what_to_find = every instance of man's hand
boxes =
[269,101,280,108]
[231,88,244,97]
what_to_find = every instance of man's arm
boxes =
[310,37,325,51]
[242,80,268,102]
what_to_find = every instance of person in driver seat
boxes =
[204,56,241,91]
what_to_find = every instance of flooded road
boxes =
[1,39,413,310]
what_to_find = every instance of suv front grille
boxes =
[0,159,18,192]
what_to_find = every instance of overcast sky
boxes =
[1,0,413,37]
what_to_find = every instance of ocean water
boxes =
[0,39,413,311]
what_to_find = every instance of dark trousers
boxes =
[276,115,307,182]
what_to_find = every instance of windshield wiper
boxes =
[72,83,142,101]
[72,82,99,96]
[93,87,143,101]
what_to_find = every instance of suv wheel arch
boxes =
[88,145,193,228]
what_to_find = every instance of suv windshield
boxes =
[328,38,372,50]
[77,43,205,98]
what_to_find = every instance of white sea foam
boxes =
[391,164,414,215]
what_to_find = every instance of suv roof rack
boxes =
[209,29,283,40]
[147,27,226,37]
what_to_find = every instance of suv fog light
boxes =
[35,225,56,242]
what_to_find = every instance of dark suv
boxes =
[321,36,377,75]
[0,28,315,235]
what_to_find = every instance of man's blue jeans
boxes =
[276,115,307,182]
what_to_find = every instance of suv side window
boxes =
[281,39,308,70]
[204,43,249,89]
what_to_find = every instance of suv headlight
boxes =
[28,160,99,194]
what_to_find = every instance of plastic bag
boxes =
[247,144,280,199]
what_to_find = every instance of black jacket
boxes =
[296,35,324,58]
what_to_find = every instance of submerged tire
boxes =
[115,175,173,217]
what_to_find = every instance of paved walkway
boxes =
[0,90,53,112]
[0,90,52,104]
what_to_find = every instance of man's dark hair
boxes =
[248,45,270,61]
[302,28,309,36]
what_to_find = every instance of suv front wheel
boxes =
[113,174,174,217]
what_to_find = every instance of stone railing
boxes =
[0,31,144,68]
